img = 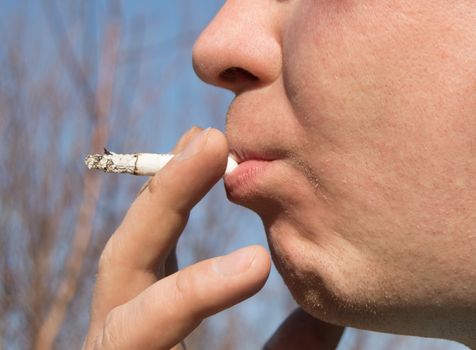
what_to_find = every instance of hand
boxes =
[264,308,345,350]
[82,127,271,350]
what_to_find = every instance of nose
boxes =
[192,0,284,95]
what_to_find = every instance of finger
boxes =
[95,246,271,350]
[138,126,204,277]
[90,128,228,329]
[264,308,345,350]
[172,126,204,154]
[138,126,204,196]
[112,127,227,267]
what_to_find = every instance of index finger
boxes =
[90,128,228,328]
[114,127,227,268]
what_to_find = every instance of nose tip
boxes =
[192,3,282,95]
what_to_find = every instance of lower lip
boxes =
[224,159,272,198]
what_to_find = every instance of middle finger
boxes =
[91,128,228,327]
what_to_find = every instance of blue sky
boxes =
[1,1,470,348]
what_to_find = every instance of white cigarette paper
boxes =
[85,150,238,176]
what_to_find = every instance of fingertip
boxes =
[213,245,271,299]
[203,128,229,174]
[249,245,272,282]
[172,126,204,154]
[145,127,228,211]
[206,128,228,149]
[121,246,271,348]
[214,245,269,277]
[239,245,272,297]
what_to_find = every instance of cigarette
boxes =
[84,149,238,176]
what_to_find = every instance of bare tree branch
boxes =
[34,2,122,348]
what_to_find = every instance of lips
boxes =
[224,159,271,193]
[224,148,279,200]
[228,148,275,164]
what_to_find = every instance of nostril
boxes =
[219,67,259,84]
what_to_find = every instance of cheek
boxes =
[274,0,476,334]
[284,0,476,142]
[283,0,476,256]
[283,1,390,149]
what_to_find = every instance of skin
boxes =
[192,0,476,347]
[85,0,476,348]
[83,127,335,350]
[82,128,272,349]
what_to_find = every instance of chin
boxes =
[265,220,472,342]
[262,217,388,331]
[270,246,397,335]
[264,220,339,320]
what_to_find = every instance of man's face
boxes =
[193,0,476,343]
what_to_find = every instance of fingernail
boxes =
[175,128,210,161]
[214,247,256,276]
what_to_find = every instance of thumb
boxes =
[94,245,270,350]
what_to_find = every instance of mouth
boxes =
[224,148,280,201]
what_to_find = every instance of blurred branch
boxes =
[34,2,122,349]
[42,0,97,120]
[119,30,196,64]
[0,2,302,350]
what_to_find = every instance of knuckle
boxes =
[147,172,189,218]
[147,170,168,197]
[175,268,194,300]
[174,269,201,320]
[95,308,123,350]
[146,171,161,196]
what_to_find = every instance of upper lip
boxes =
[228,146,285,164]
[225,97,289,165]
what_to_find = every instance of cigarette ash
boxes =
[84,150,136,174]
